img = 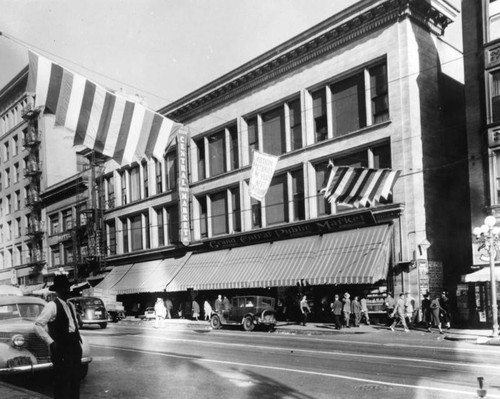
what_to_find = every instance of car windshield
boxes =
[0,303,45,321]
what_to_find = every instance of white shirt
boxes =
[34,297,78,345]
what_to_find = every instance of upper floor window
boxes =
[142,161,149,198]
[165,151,177,190]
[331,73,366,136]
[107,221,116,255]
[62,209,73,231]
[4,142,9,161]
[121,172,128,205]
[155,159,163,193]
[491,70,500,123]
[130,165,141,202]
[14,163,19,183]
[288,98,302,151]
[13,135,18,156]
[106,175,115,209]
[312,89,327,142]
[247,117,258,164]
[262,106,286,156]
[489,0,500,41]
[195,186,241,238]
[49,214,59,235]
[196,123,239,181]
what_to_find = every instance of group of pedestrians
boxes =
[387,291,451,333]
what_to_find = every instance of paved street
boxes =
[3,321,500,399]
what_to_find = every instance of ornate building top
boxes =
[160,0,458,122]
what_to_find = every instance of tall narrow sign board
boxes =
[177,127,191,246]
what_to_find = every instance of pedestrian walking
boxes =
[192,299,200,321]
[360,296,370,325]
[222,295,231,317]
[165,298,173,319]
[214,295,223,313]
[343,293,351,328]
[203,300,212,320]
[331,294,343,330]
[429,293,444,334]
[34,275,82,399]
[389,293,409,332]
[440,291,451,329]
[351,296,362,327]
[154,298,167,328]
[300,295,311,326]
[404,292,415,329]
[384,292,395,326]
[421,292,432,330]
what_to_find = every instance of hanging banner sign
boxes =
[177,127,191,246]
[249,151,279,201]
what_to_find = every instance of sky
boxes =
[0,0,364,111]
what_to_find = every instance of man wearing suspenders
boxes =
[34,274,83,399]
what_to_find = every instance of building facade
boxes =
[94,0,469,320]
[462,0,500,326]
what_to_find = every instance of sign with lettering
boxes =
[206,210,376,250]
[177,126,191,246]
[249,151,279,201]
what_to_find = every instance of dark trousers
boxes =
[333,314,342,329]
[51,333,83,399]
[301,311,308,325]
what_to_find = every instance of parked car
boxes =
[210,296,277,331]
[0,295,92,377]
[108,309,126,322]
[68,296,108,329]
[141,307,156,320]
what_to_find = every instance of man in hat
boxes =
[34,274,82,399]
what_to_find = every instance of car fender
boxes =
[81,336,91,359]
[0,342,38,367]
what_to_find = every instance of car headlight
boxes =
[11,334,26,348]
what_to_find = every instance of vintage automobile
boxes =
[0,294,92,377]
[68,296,108,329]
[210,296,277,331]
[141,307,156,321]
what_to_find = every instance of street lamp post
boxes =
[473,215,499,337]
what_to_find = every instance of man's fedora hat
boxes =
[49,275,72,292]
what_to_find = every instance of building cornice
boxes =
[160,0,457,123]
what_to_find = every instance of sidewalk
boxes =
[0,380,50,399]
[119,317,500,344]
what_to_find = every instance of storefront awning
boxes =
[111,260,163,294]
[95,264,134,291]
[166,250,229,292]
[133,253,191,294]
[306,224,393,285]
[165,224,393,291]
[462,267,500,283]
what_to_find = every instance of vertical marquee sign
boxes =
[177,126,191,246]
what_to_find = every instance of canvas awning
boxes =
[462,267,500,283]
[166,224,393,291]
[95,264,134,291]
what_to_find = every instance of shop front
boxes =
[98,206,403,321]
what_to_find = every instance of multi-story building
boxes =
[462,0,500,326]
[0,67,95,291]
[95,0,469,320]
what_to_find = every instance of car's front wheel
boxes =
[210,314,222,329]
[243,316,254,331]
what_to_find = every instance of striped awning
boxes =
[95,264,133,291]
[111,260,163,294]
[166,250,229,292]
[307,224,393,285]
[136,253,191,293]
[166,224,393,291]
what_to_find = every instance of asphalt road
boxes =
[6,323,500,399]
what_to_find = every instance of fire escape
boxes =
[21,99,46,274]
[71,152,107,280]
